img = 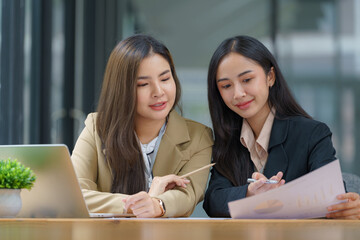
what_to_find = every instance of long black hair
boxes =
[207,35,311,186]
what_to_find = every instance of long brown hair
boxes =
[96,35,181,194]
[208,35,310,186]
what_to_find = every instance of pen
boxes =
[180,163,216,178]
[247,178,278,184]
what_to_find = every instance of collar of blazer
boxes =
[264,113,289,178]
[152,110,191,176]
[268,113,289,150]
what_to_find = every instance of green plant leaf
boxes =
[0,158,36,189]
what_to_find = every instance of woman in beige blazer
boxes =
[71,35,213,218]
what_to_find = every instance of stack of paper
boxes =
[228,160,346,219]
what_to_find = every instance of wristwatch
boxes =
[157,199,166,217]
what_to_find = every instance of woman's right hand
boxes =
[123,191,163,218]
[148,174,190,197]
[246,171,285,197]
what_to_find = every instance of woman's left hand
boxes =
[326,192,360,219]
[148,174,190,197]
[123,191,163,218]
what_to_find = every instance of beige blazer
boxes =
[71,111,213,217]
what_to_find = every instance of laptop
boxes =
[0,144,133,218]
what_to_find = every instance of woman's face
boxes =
[216,52,275,125]
[135,54,176,125]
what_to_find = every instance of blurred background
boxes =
[1,0,360,216]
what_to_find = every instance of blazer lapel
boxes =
[153,111,190,176]
[264,115,289,178]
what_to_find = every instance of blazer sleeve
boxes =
[307,122,337,171]
[203,167,248,217]
[71,113,128,213]
[157,127,213,217]
[307,122,348,191]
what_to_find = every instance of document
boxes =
[228,160,346,219]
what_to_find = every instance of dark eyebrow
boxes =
[137,76,150,80]
[217,70,253,82]
[137,70,170,80]
[159,69,170,77]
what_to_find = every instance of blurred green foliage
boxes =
[0,158,36,189]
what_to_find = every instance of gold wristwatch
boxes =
[157,199,166,217]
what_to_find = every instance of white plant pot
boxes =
[0,189,22,217]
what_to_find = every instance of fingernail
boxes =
[327,207,332,211]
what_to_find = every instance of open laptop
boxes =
[0,144,133,218]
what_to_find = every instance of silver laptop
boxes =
[0,144,132,218]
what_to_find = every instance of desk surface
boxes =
[1,218,360,240]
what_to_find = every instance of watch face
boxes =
[160,200,166,210]
[158,199,165,216]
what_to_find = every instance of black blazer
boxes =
[203,115,337,217]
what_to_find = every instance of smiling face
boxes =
[135,53,176,127]
[216,52,275,126]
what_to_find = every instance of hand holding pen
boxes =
[125,163,216,218]
[148,163,215,197]
[247,178,279,184]
[246,171,285,197]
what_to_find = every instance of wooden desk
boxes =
[1,218,360,240]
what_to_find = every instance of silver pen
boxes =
[247,178,278,184]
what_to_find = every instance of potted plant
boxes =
[0,158,36,217]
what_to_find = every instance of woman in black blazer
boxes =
[204,35,360,219]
